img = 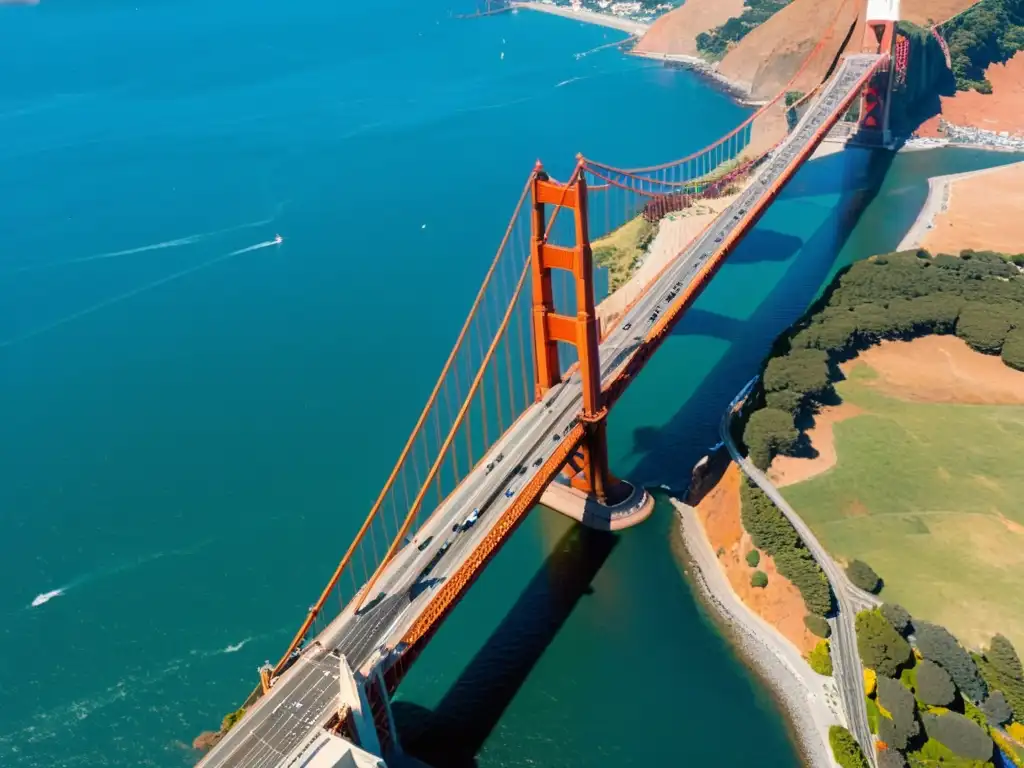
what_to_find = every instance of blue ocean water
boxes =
[1,1,1022,766]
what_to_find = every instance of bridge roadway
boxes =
[199,53,881,768]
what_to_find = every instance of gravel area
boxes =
[672,498,844,768]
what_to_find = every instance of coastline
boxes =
[510,1,650,35]
[670,495,843,768]
[509,2,758,100]
[896,159,1024,251]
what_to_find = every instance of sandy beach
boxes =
[897,159,1024,253]
[672,497,844,768]
[510,1,649,35]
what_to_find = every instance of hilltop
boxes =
[636,0,1024,140]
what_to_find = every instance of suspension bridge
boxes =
[198,2,899,766]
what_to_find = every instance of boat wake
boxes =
[27,540,215,609]
[1,237,283,348]
[9,208,285,275]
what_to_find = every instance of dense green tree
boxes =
[745,549,760,567]
[920,712,994,762]
[881,603,913,636]
[740,482,833,615]
[916,659,956,708]
[976,634,1024,723]
[763,347,831,406]
[916,622,988,703]
[805,613,831,639]
[988,634,1023,680]
[829,725,869,768]
[809,640,833,676]
[877,674,920,750]
[980,691,1012,725]
[856,609,912,678]
[751,570,768,588]
[765,387,805,414]
[743,407,799,469]
[846,559,882,593]
[943,0,1024,91]
[955,302,1017,354]
[1002,326,1024,371]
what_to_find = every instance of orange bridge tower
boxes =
[859,0,901,147]
[529,162,653,530]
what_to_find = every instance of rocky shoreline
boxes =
[671,489,843,768]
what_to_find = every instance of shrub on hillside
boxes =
[1003,326,1024,371]
[805,613,831,639]
[763,347,831,413]
[829,725,869,768]
[880,603,913,636]
[743,407,799,469]
[977,635,1024,722]
[955,301,1017,354]
[916,622,988,703]
[846,559,882,593]
[980,691,1012,725]
[751,570,768,588]
[745,549,760,567]
[921,711,994,762]
[809,640,833,676]
[856,609,912,678]
[916,659,956,707]
[877,675,920,750]
[739,482,832,615]
[988,634,1024,680]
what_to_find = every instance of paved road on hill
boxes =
[721,386,876,767]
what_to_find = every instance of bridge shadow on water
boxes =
[624,148,896,490]
[392,525,618,768]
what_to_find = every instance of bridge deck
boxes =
[198,53,882,768]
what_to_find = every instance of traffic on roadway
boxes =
[198,52,883,768]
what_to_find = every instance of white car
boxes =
[461,507,481,531]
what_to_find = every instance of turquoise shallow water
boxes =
[2,1,1022,766]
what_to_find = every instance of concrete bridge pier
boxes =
[540,476,654,530]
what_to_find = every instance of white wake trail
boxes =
[1,237,282,349]
[11,216,279,274]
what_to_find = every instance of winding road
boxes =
[721,381,877,766]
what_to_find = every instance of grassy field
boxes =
[783,363,1024,651]
[592,215,656,292]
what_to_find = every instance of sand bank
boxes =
[673,495,844,768]
[510,2,649,35]
[897,159,1024,253]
